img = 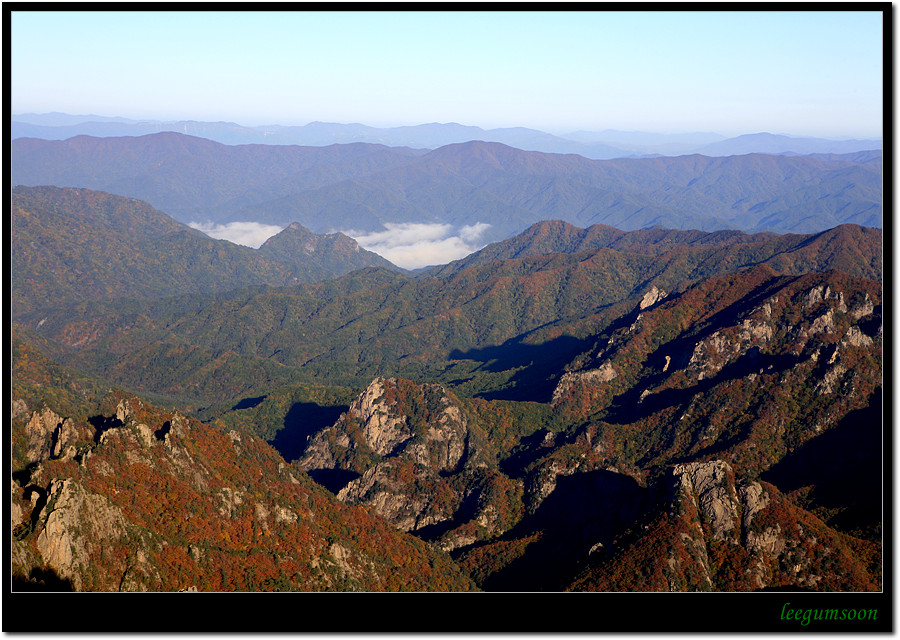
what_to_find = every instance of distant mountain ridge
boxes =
[12,134,883,242]
[12,113,882,159]
[11,133,427,227]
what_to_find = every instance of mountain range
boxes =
[12,187,883,597]
[8,110,885,616]
[12,133,882,245]
[11,187,881,408]
[12,113,882,159]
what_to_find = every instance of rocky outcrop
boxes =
[25,407,92,464]
[301,377,471,476]
[552,362,617,405]
[669,460,779,589]
[299,377,518,550]
[35,478,129,591]
[349,378,413,457]
[664,459,874,591]
[639,285,667,310]
[337,460,455,533]
[672,461,742,543]
[568,457,879,592]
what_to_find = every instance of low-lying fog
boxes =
[188,220,492,270]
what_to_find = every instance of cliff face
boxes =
[11,393,476,592]
[300,377,519,551]
[568,460,880,592]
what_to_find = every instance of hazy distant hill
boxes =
[12,134,882,240]
[10,116,631,158]
[234,141,882,238]
[12,113,882,158]
[13,112,140,126]
[563,129,727,154]
[694,132,884,157]
[14,134,881,240]
[11,133,427,223]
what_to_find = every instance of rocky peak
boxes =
[300,377,492,548]
[639,285,667,310]
[25,407,91,464]
[671,460,741,543]
[346,377,412,456]
[341,377,469,470]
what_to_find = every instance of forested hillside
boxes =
[11,186,401,318]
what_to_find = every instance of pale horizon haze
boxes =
[10,9,885,139]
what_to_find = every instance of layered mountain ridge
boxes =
[12,133,882,242]
[14,258,881,591]
[12,113,883,159]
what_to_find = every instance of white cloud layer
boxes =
[189,221,285,248]
[348,222,491,269]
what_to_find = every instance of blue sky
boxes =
[11,9,884,138]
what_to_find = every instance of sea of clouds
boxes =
[188,221,286,249]
[188,220,491,270]
[346,222,491,269]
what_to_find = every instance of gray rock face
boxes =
[337,460,454,533]
[26,408,65,463]
[299,377,503,548]
[672,460,741,543]
[25,407,90,464]
[35,478,129,591]
[669,460,788,590]
[350,378,413,457]
[552,362,618,405]
[639,285,667,310]
[302,377,470,475]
